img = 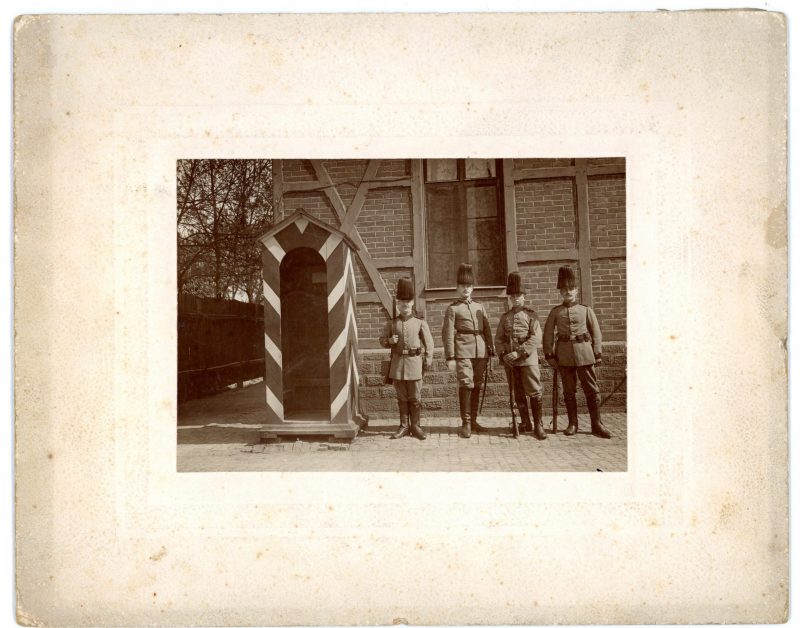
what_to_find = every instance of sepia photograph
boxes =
[177,157,627,471]
[13,9,787,625]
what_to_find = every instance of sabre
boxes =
[508,360,519,439]
[479,352,491,416]
[551,367,559,434]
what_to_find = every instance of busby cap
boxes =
[395,277,415,301]
[557,266,577,289]
[457,263,475,285]
[506,272,524,295]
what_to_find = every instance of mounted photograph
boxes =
[177,157,627,472]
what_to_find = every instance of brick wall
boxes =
[283,159,316,182]
[355,303,389,345]
[376,159,409,178]
[591,258,626,337]
[515,158,573,169]
[588,174,626,249]
[356,187,413,258]
[353,256,374,292]
[283,192,337,226]
[587,157,625,167]
[357,343,626,419]
[515,178,577,252]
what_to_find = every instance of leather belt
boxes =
[558,333,591,343]
[456,330,483,336]
[398,348,422,356]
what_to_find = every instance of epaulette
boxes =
[450,299,462,307]
[524,307,540,320]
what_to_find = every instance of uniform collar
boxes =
[460,297,472,304]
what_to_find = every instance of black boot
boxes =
[588,394,611,439]
[530,396,547,440]
[391,402,409,439]
[458,388,471,439]
[563,394,578,436]
[409,401,427,440]
[469,387,489,433]
[517,398,532,433]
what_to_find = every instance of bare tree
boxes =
[177,159,273,301]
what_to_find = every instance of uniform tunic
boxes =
[543,302,602,397]
[442,298,494,389]
[380,314,434,402]
[542,303,602,367]
[495,306,543,397]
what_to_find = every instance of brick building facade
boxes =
[273,158,626,418]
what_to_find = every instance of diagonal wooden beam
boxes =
[309,160,348,221]
[309,159,394,314]
[347,231,394,314]
[339,160,380,235]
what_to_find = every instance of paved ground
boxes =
[178,385,627,472]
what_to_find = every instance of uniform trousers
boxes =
[558,364,600,400]
[455,357,488,389]
[503,364,542,409]
[393,379,422,402]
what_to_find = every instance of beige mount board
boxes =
[14,12,787,626]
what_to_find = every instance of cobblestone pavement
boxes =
[177,412,627,473]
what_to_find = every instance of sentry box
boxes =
[257,209,364,442]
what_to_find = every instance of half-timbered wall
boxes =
[273,158,627,416]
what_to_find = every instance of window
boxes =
[424,159,506,288]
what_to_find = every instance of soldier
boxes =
[442,263,495,439]
[542,266,611,439]
[380,277,434,440]
[495,271,546,440]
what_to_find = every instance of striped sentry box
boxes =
[257,210,361,438]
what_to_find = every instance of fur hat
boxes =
[395,277,415,301]
[506,271,524,295]
[557,266,577,290]
[457,263,474,286]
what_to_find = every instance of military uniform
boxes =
[495,272,545,438]
[380,278,434,440]
[441,263,495,438]
[542,266,611,438]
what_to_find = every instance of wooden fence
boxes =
[178,295,265,402]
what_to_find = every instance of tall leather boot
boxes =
[530,396,547,440]
[458,388,471,439]
[391,401,409,439]
[588,394,611,439]
[517,395,532,433]
[469,387,489,433]
[409,401,427,440]
[563,394,579,436]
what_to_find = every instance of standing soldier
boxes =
[380,277,434,440]
[543,266,611,439]
[442,263,495,439]
[495,271,546,440]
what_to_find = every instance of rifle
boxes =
[508,361,519,439]
[551,367,559,434]
[384,296,396,385]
